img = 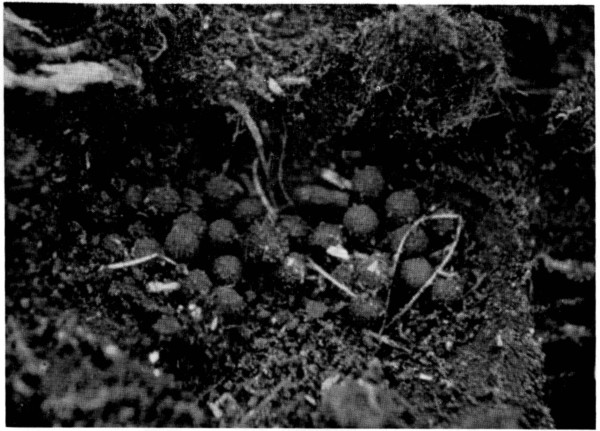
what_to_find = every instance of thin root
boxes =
[226,99,269,177]
[382,212,464,332]
[100,253,178,271]
[278,119,293,205]
[363,330,411,353]
[253,158,277,223]
[306,257,357,299]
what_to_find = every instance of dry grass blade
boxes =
[252,158,277,223]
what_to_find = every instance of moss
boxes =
[278,215,310,246]
[232,197,265,227]
[208,219,239,249]
[131,237,162,258]
[244,221,290,266]
[212,255,243,285]
[385,190,420,226]
[347,297,384,324]
[211,286,246,316]
[309,223,344,250]
[173,212,207,240]
[331,262,356,286]
[355,252,391,292]
[182,269,213,297]
[204,175,243,210]
[399,257,433,290]
[164,225,200,261]
[182,188,204,213]
[343,204,379,238]
[388,224,429,256]
[125,184,144,210]
[351,166,385,200]
[430,277,463,306]
[145,186,181,215]
[276,253,307,288]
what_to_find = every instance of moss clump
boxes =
[332,262,356,286]
[276,253,307,288]
[173,212,207,240]
[431,277,463,306]
[385,190,420,226]
[204,175,243,210]
[208,219,239,249]
[212,255,243,285]
[145,186,181,215]
[388,224,429,256]
[232,197,265,227]
[355,253,391,292]
[352,166,385,200]
[182,269,213,297]
[343,204,379,239]
[131,237,162,258]
[164,225,200,261]
[125,184,144,210]
[348,297,384,324]
[309,223,344,250]
[399,257,433,290]
[182,188,204,213]
[211,286,246,316]
[244,221,290,266]
[293,185,350,208]
[278,215,310,245]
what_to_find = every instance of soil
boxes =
[5,5,595,428]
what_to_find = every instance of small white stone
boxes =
[149,351,160,364]
[153,368,162,377]
[103,344,120,358]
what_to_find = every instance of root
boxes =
[252,158,277,223]
[381,212,464,332]
[306,257,357,299]
[226,99,269,178]
[277,120,293,205]
[100,253,178,271]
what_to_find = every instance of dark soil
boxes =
[5,5,594,428]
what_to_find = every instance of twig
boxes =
[306,257,357,299]
[363,330,411,353]
[148,27,168,63]
[277,119,293,205]
[379,213,464,333]
[226,99,269,177]
[464,272,489,296]
[100,253,178,271]
[252,158,277,223]
[238,378,291,426]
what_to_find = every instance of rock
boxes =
[293,185,350,208]
[352,165,385,200]
[153,315,182,336]
[343,204,379,239]
[212,255,243,285]
[385,190,420,226]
